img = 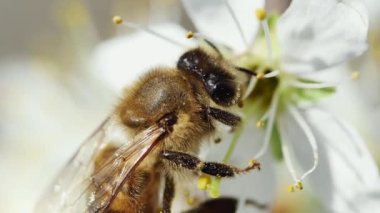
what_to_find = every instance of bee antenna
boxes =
[186,31,223,57]
[112,16,187,48]
[222,0,248,47]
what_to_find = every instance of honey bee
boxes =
[36,45,261,213]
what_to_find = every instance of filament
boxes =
[261,20,273,61]
[264,69,279,78]
[113,16,187,48]
[242,77,257,100]
[223,0,248,46]
[281,137,299,183]
[253,91,280,159]
[287,105,319,181]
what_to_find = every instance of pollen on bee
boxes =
[186,196,195,206]
[197,175,211,190]
[210,189,220,198]
[248,160,256,167]
[351,71,360,80]
[255,8,267,21]
[256,120,265,128]
[112,16,123,25]
[186,31,194,39]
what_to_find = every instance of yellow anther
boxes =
[296,181,303,190]
[351,71,360,80]
[186,31,194,39]
[112,16,123,25]
[288,185,295,192]
[255,8,267,21]
[256,120,265,128]
[198,175,211,190]
[256,73,265,80]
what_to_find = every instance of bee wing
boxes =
[36,116,166,213]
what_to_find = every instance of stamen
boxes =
[242,77,257,100]
[112,15,187,48]
[255,9,267,21]
[186,31,223,57]
[253,91,279,159]
[256,109,270,128]
[256,73,265,80]
[261,21,273,61]
[264,70,280,78]
[186,31,194,39]
[256,120,265,128]
[255,9,273,61]
[112,16,123,25]
[288,105,319,181]
[223,0,248,46]
[296,181,304,190]
[351,71,360,80]
[281,137,299,183]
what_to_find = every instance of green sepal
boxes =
[293,86,336,103]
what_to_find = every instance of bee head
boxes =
[177,48,239,106]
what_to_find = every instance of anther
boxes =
[248,160,261,170]
[351,71,360,80]
[186,31,194,39]
[296,181,304,190]
[255,9,267,21]
[257,73,265,80]
[112,16,123,25]
[256,120,265,128]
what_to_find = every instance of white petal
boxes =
[206,118,277,212]
[278,0,369,73]
[302,108,379,212]
[89,23,194,93]
[181,0,264,53]
[355,181,380,213]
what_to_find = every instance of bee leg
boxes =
[162,175,175,213]
[162,151,260,177]
[206,107,241,127]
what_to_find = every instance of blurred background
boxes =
[0,0,378,212]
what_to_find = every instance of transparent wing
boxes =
[35,116,166,213]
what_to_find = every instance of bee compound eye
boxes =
[212,82,236,105]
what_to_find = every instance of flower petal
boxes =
[302,107,379,212]
[181,0,264,53]
[90,23,194,93]
[278,0,369,73]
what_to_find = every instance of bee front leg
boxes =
[161,151,260,177]
[162,175,175,213]
[206,107,241,127]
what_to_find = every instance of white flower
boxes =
[90,0,379,212]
